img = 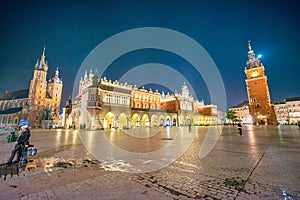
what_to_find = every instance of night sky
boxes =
[1,0,299,111]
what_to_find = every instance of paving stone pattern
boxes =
[0,125,299,199]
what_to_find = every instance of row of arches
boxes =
[66,110,202,130]
[101,112,192,129]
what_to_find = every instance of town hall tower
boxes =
[244,41,277,125]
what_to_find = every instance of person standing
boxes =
[6,124,31,164]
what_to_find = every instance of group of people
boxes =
[5,124,31,164]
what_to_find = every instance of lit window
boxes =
[251,71,258,78]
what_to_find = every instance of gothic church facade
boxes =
[0,47,63,128]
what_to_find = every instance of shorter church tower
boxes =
[244,41,277,125]
[47,67,63,125]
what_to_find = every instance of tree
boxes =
[226,110,239,124]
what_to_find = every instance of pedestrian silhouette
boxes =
[237,122,242,136]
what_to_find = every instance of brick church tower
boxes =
[28,47,63,127]
[244,41,277,125]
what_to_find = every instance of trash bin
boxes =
[6,132,17,143]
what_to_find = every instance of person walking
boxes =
[237,122,243,136]
[6,124,31,164]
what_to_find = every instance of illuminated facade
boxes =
[65,71,220,130]
[229,100,253,124]
[274,97,300,124]
[244,41,277,125]
[0,48,63,128]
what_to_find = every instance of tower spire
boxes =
[248,40,252,51]
[38,46,47,71]
[246,40,257,69]
[55,67,59,77]
[34,46,48,71]
[42,46,46,59]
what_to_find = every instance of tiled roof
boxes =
[0,107,23,114]
[0,89,29,101]
[284,96,300,102]
[230,100,249,108]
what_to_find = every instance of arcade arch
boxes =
[118,113,127,129]
[151,115,158,127]
[158,115,165,127]
[141,114,150,127]
[104,112,115,129]
[171,116,177,127]
[132,113,140,128]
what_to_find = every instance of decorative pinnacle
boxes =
[55,67,59,77]
[248,40,252,51]
[42,46,46,59]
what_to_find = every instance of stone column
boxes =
[90,115,101,130]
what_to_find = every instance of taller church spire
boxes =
[41,46,46,60]
[35,46,48,72]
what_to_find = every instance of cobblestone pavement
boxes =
[0,125,299,199]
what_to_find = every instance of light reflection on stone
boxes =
[79,127,195,173]
[246,125,258,156]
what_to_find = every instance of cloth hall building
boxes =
[63,70,222,130]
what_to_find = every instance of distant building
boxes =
[273,102,289,124]
[229,100,253,124]
[243,41,277,125]
[274,97,300,124]
[217,109,227,124]
[284,97,300,124]
[64,70,220,130]
[0,47,63,128]
[194,104,218,125]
